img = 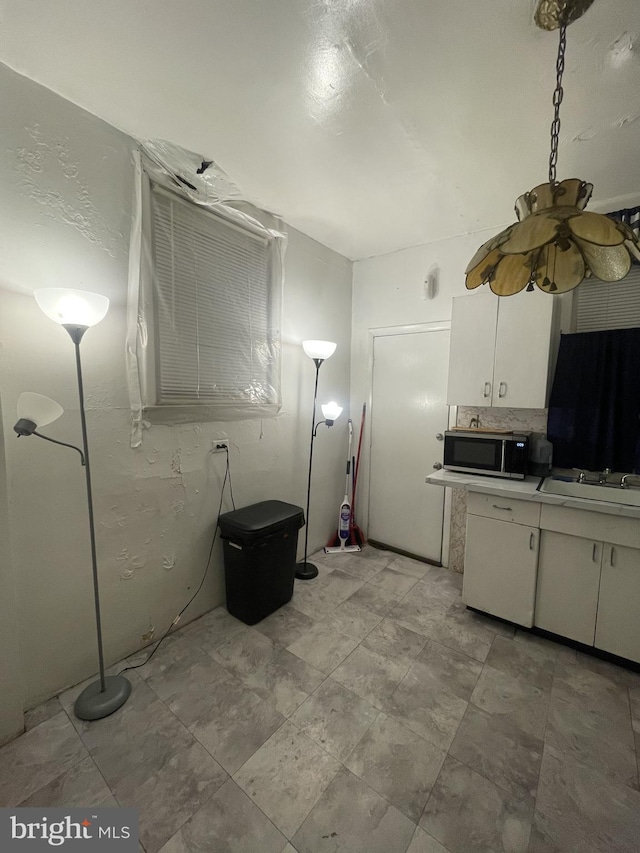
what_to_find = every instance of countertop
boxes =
[427,470,640,519]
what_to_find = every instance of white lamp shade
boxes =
[34,288,109,327]
[321,401,343,421]
[303,340,337,361]
[17,392,64,427]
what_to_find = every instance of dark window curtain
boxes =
[548,328,640,473]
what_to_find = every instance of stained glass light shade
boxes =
[466,179,640,296]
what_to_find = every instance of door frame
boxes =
[365,321,452,567]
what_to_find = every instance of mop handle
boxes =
[345,419,353,493]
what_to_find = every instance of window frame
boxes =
[137,175,284,422]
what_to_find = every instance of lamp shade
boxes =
[34,288,109,327]
[303,340,337,360]
[17,392,64,427]
[465,180,640,295]
[321,401,343,422]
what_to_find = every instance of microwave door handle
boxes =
[500,439,506,473]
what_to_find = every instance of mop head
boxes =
[324,541,361,554]
[324,526,364,553]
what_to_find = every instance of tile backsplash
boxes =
[456,407,548,434]
[448,407,548,573]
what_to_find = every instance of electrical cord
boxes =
[119,445,235,674]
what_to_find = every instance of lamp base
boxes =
[74,674,132,721]
[295,561,318,580]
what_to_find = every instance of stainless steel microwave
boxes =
[443,431,530,480]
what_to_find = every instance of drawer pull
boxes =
[498,381,507,398]
[529,532,535,550]
[610,545,616,567]
[483,382,491,398]
[592,543,598,562]
[492,504,513,512]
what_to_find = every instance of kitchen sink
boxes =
[538,477,640,507]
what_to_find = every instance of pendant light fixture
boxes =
[465,0,640,297]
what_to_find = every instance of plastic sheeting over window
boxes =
[126,140,286,446]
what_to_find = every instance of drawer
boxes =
[467,492,541,527]
[540,504,640,549]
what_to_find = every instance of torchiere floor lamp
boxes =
[19,288,132,720]
[296,340,339,580]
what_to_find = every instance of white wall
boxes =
[0,391,24,744]
[350,230,498,531]
[0,63,352,709]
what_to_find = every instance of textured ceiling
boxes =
[1,0,639,259]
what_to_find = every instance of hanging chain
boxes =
[548,23,567,186]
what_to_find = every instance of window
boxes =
[575,266,640,332]
[147,185,282,411]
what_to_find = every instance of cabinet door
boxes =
[493,291,554,408]
[446,293,497,406]
[463,515,538,627]
[595,544,640,664]
[535,531,601,645]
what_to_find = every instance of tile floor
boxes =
[2,545,640,852]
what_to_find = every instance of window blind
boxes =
[151,187,277,405]
[575,267,640,333]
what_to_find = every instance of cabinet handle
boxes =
[592,543,598,562]
[610,545,616,567]
[498,381,507,398]
[492,504,512,512]
[529,532,535,551]
[483,381,491,398]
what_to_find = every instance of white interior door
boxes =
[368,328,450,562]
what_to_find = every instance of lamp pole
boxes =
[65,325,131,720]
[297,340,338,581]
[67,327,106,693]
[296,357,323,580]
[34,289,131,721]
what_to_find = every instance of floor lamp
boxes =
[18,288,132,721]
[296,340,339,580]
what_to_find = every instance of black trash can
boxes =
[219,500,305,625]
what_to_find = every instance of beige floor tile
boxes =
[330,646,409,709]
[290,679,378,761]
[345,713,446,821]
[233,721,340,838]
[470,664,551,739]
[18,755,112,808]
[0,712,87,806]
[158,778,287,853]
[449,704,543,803]
[420,755,533,853]
[361,619,427,670]
[293,767,415,853]
[536,745,640,853]
[287,620,359,675]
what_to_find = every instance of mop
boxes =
[324,418,362,553]
[349,403,366,547]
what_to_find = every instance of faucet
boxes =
[621,473,640,489]
[598,468,612,484]
[469,416,480,429]
[573,468,587,483]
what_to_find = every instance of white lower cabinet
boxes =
[463,513,539,627]
[595,544,640,664]
[534,505,640,663]
[464,497,640,664]
[535,531,601,645]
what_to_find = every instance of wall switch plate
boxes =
[212,440,229,453]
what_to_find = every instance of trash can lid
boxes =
[219,500,305,540]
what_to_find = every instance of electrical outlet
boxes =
[212,439,229,453]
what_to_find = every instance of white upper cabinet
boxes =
[447,290,557,408]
